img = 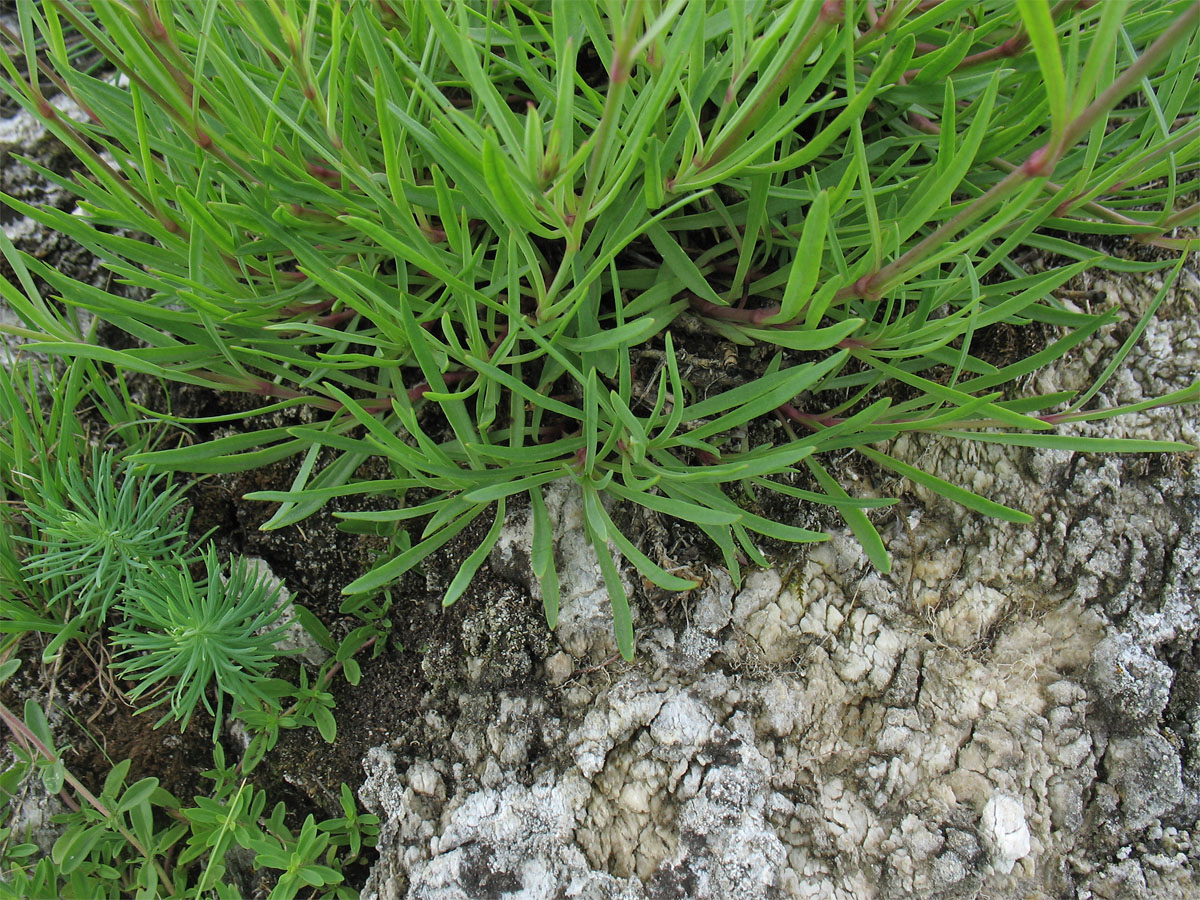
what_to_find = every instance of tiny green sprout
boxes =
[318,783,381,863]
[112,546,296,738]
[17,448,192,625]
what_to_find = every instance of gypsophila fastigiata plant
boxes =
[1,0,1197,658]
[112,545,296,738]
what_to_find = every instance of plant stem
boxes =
[570,1,643,249]
[697,0,844,174]
[856,2,1199,300]
[0,700,177,895]
[1049,2,1200,164]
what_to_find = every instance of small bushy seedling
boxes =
[0,355,158,659]
[18,447,193,625]
[112,545,295,736]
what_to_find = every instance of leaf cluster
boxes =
[18,448,193,628]
[0,2,1196,662]
[0,674,378,900]
[112,546,293,737]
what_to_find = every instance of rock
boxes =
[241,557,328,666]
[980,793,1032,874]
[1105,732,1185,831]
[544,650,574,685]
[1089,632,1173,730]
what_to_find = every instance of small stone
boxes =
[407,762,443,798]
[1089,632,1172,730]
[1104,732,1184,831]
[545,650,574,685]
[980,793,1031,874]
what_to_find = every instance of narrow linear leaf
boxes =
[859,446,1033,523]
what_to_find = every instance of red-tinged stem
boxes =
[307,160,343,188]
[567,2,641,254]
[138,0,206,107]
[687,294,781,325]
[844,163,1029,300]
[698,0,844,174]
[317,637,375,694]
[33,100,183,236]
[46,0,254,183]
[838,336,876,349]
[857,0,923,47]
[904,102,1189,233]
[0,20,184,235]
[187,371,338,411]
[1052,3,1200,163]
[0,700,178,895]
[779,403,842,429]
[903,33,1026,83]
[31,61,104,125]
[315,309,357,329]
[1161,202,1200,231]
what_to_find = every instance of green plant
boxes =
[0,354,157,660]
[0,661,375,899]
[112,546,296,737]
[18,447,194,625]
[0,0,1196,664]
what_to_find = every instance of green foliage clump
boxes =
[18,448,193,625]
[0,366,381,897]
[0,1,1197,897]
[0,674,377,900]
[112,546,293,736]
[0,2,1197,666]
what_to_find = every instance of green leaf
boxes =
[42,760,65,796]
[585,493,699,592]
[53,825,105,874]
[605,480,741,526]
[530,486,561,629]
[23,699,54,750]
[678,351,848,444]
[117,777,161,815]
[482,131,555,238]
[293,605,335,653]
[582,486,634,661]
[0,658,20,684]
[342,504,485,595]
[859,446,1033,523]
[1015,0,1068,138]
[739,318,864,351]
[442,499,506,608]
[939,432,1195,453]
[805,457,890,573]
[313,705,337,744]
[645,222,724,306]
[763,189,829,324]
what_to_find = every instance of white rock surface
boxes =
[359,263,1200,900]
[980,794,1032,874]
